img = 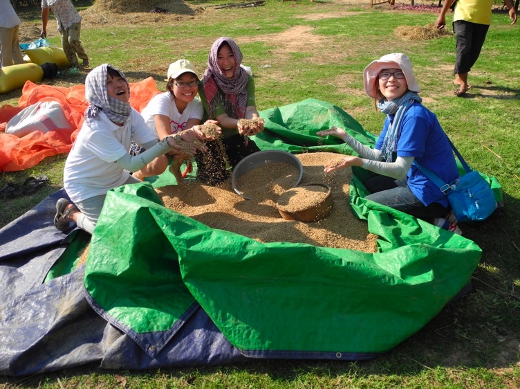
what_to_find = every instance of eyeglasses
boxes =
[378,71,405,80]
[173,80,199,88]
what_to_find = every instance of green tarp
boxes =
[83,98,484,356]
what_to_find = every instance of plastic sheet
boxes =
[0,99,484,376]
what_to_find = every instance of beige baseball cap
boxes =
[363,53,420,99]
[165,59,199,81]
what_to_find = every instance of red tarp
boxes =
[0,77,160,172]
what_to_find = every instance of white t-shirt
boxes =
[64,108,158,203]
[140,92,204,137]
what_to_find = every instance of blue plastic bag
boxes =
[19,38,49,51]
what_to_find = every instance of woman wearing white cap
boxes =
[137,59,220,183]
[318,53,462,234]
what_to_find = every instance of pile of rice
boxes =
[158,152,378,253]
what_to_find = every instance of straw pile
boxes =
[394,23,452,40]
[158,152,378,252]
[79,0,198,26]
[84,0,193,14]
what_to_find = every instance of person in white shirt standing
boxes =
[41,0,89,68]
[0,0,24,67]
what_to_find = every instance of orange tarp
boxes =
[0,77,160,172]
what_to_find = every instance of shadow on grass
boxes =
[471,84,520,100]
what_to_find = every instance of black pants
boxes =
[195,134,260,185]
[453,20,489,75]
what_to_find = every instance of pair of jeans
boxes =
[364,174,447,221]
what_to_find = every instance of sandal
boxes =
[23,175,50,195]
[454,85,472,97]
[0,183,24,198]
[54,198,77,232]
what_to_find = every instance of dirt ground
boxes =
[17,0,440,42]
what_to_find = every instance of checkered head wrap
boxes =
[203,37,249,119]
[84,64,131,125]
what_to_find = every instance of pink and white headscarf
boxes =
[203,37,249,119]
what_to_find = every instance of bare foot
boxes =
[454,85,472,97]
[169,163,183,184]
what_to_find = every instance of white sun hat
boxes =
[165,59,199,81]
[363,53,420,99]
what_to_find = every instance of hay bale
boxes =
[394,23,452,40]
[84,0,194,15]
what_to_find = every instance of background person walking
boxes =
[41,0,89,69]
[435,0,517,97]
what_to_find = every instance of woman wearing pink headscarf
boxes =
[196,37,264,185]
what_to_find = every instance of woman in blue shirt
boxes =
[318,53,461,233]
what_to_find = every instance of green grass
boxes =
[1,0,520,387]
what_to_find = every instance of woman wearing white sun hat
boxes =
[318,53,462,234]
[137,59,220,184]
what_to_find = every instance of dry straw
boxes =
[394,23,452,40]
[85,0,193,13]
[80,0,200,26]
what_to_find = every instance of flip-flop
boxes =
[23,175,50,195]
[181,160,194,178]
[454,85,472,97]
[54,198,77,232]
[0,183,24,198]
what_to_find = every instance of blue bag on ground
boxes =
[446,171,496,222]
[415,138,497,223]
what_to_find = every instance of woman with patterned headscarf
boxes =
[196,37,264,185]
[53,64,209,234]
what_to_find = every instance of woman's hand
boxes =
[252,118,264,135]
[199,120,222,141]
[238,118,264,136]
[166,134,206,155]
[317,126,347,141]
[237,120,246,136]
[323,155,362,173]
[180,128,204,142]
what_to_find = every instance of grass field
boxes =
[1,0,519,387]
